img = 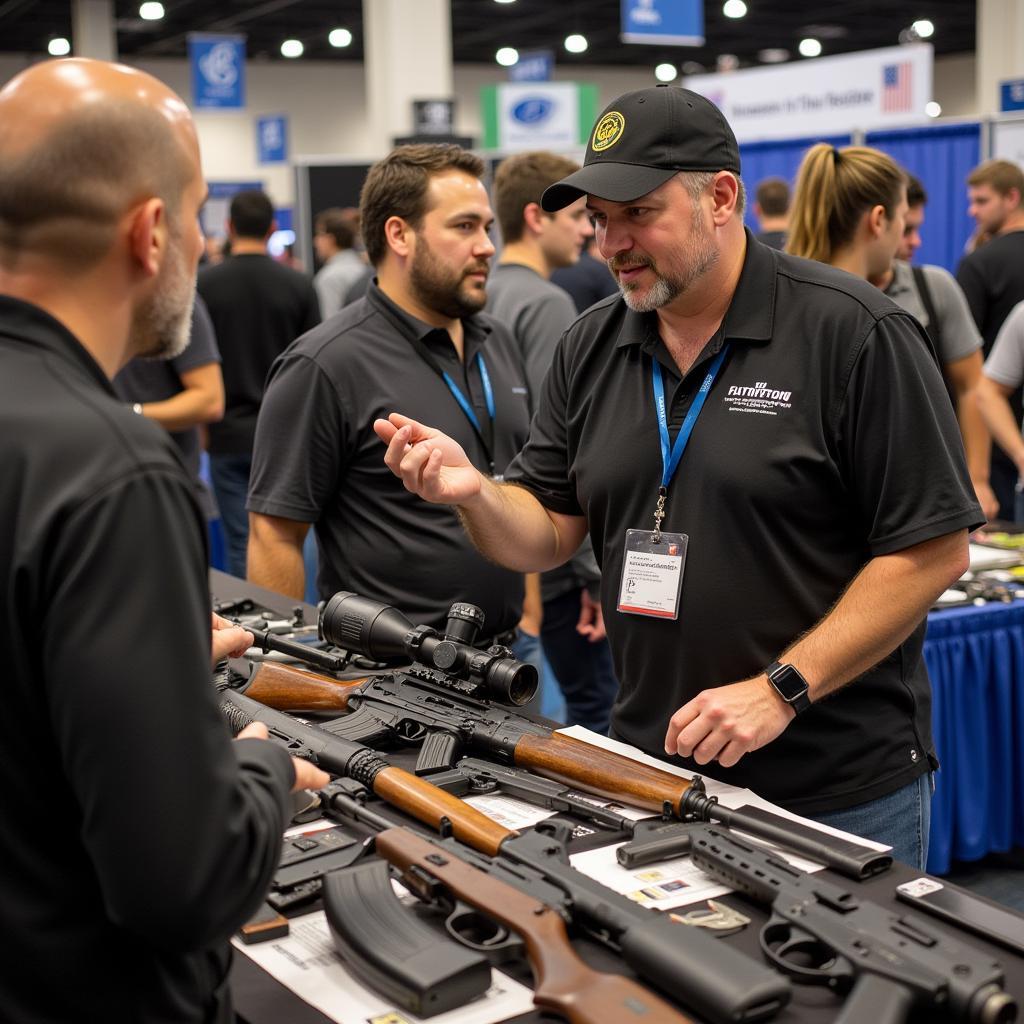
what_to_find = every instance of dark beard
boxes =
[410,241,487,320]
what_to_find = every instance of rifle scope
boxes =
[320,592,538,707]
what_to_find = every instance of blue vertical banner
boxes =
[256,115,288,164]
[1001,79,1024,113]
[189,33,246,109]
[621,0,704,45]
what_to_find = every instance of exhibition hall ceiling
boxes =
[1,1,976,71]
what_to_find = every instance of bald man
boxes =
[0,59,327,1023]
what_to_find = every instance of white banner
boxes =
[685,44,934,142]
[497,82,581,151]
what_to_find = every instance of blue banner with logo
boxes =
[256,115,288,164]
[509,50,554,83]
[621,0,704,46]
[1001,79,1024,113]
[189,33,245,109]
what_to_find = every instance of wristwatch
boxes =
[131,403,143,415]
[766,661,812,714]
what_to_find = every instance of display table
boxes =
[212,572,1024,1024]
[925,599,1024,874]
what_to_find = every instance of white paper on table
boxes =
[232,911,535,1024]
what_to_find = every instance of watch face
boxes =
[771,665,807,702]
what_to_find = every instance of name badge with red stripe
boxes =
[617,529,687,620]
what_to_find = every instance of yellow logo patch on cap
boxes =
[592,111,625,152]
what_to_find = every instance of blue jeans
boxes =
[810,774,932,870]
[541,588,619,735]
[208,453,252,579]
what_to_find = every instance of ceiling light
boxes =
[139,1,164,19]
[912,19,935,38]
[496,47,519,67]
[328,28,352,48]
[758,48,790,63]
[564,34,588,54]
[925,101,941,117]
[723,0,747,18]
[655,63,677,82]
[798,38,822,58]
[48,37,71,56]
[495,0,517,3]
[281,39,304,58]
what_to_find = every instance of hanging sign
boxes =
[621,0,704,46]
[189,33,246,109]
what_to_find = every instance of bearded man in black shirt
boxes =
[0,58,326,1023]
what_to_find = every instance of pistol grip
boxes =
[833,974,916,1024]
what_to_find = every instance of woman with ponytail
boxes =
[788,144,997,520]
[787,143,908,276]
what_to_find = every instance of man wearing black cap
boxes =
[376,87,981,867]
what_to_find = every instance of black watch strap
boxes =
[766,661,812,714]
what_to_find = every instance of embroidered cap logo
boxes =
[592,111,625,152]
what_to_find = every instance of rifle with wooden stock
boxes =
[229,591,890,880]
[320,795,699,1024]
[218,687,791,1024]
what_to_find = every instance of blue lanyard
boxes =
[442,352,495,436]
[652,344,730,490]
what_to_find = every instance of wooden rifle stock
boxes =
[242,661,365,714]
[513,732,697,816]
[377,827,695,1024]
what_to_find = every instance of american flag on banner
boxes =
[882,62,913,112]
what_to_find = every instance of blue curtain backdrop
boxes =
[865,123,981,274]
[924,602,1024,875]
[740,135,852,235]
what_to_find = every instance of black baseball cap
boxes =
[541,85,741,211]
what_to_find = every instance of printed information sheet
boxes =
[233,911,534,1024]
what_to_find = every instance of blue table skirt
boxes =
[925,600,1024,874]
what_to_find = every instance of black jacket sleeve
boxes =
[42,465,293,951]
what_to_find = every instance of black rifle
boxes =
[234,595,811,832]
[318,781,790,1024]
[425,757,891,880]
[688,825,1017,1024]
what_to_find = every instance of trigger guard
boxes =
[760,922,850,988]
[444,901,523,965]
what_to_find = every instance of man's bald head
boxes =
[0,59,200,272]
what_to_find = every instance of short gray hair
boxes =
[678,170,746,216]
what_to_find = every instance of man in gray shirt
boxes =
[872,174,996,520]
[312,207,367,319]
[978,301,1024,518]
[487,151,618,733]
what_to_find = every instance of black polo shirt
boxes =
[507,234,983,815]
[0,296,293,1021]
[248,281,531,636]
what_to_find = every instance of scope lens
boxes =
[485,658,538,706]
